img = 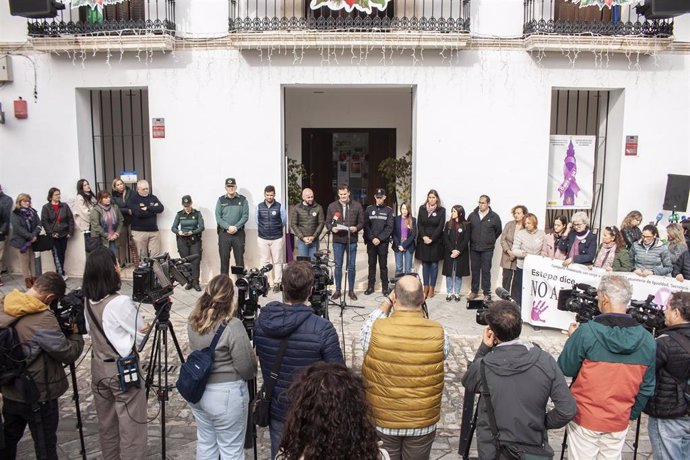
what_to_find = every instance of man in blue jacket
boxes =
[255,261,344,458]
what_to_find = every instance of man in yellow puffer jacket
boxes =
[361,275,448,460]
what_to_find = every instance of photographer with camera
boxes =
[82,247,150,460]
[558,275,656,459]
[0,272,85,460]
[643,291,690,459]
[360,275,448,459]
[462,301,576,459]
[255,260,344,459]
[171,195,205,291]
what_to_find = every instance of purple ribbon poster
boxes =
[547,135,595,209]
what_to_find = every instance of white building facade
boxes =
[0,0,688,282]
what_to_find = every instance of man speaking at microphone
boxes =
[326,184,364,300]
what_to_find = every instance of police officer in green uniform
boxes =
[215,178,249,275]
[171,195,204,291]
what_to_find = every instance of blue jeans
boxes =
[270,417,285,459]
[421,261,439,286]
[190,380,249,460]
[648,415,690,460]
[333,242,357,291]
[394,249,414,275]
[446,276,462,294]
[296,238,319,259]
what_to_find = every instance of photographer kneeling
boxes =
[82,247,149,460]
[643,291,690,460]
[0,272,84,460]
[462,301,576,459]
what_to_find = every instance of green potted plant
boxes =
[378,150,412,211]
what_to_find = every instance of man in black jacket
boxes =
[363,188,394,296]
[0,184,13,286]
[462,301,576,459]
[644,291,690,459]
[127,180,165,260]
[467,195,502,301]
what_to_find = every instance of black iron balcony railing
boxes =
[28,0,176,37]
[524,0,673,37]
[229,0,471,33]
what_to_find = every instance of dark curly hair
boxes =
[277,362,382,460]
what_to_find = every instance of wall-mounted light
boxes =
[14,97,27,119]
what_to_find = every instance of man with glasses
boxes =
[467,195,502,301]
[215,178,249,275]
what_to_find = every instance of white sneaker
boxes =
[62,275,69,281]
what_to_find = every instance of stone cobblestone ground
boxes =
[0,271,653,459]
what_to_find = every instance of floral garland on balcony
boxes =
[65,0,127,12]
[310,0,392,15]
[567,0,642,8]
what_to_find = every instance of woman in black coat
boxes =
[9,193,42,288]
[111,178,134,266]
[415,189,446,298]
[442,205,470,302]
[41,187,75,278]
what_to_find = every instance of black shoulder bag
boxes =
[251,339,288,427]
[480,360,554,460]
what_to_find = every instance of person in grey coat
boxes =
[631,225,673,277]
[462,301,576,459]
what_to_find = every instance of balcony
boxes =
[228,0,471,49]
[27,0,175,52]
[523,0,674,54]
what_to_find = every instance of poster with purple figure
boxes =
[547,135,595,209]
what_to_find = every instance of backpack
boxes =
[176,323,226,404]
[667,331,690,409]
[0,317,40,403]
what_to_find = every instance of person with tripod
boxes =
[643,291,690,459]
[255,261,344,459]
[187,274,257,459]
[557,275,656,459]
[0,272,84,460]
[82,247,149,460]
[461,300,575,459]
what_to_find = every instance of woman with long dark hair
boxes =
[541,215,568,260]
[82,247,148,460]
[187,274,257,459]
[9,193,41,288]
[442,205,470,302]
[415,190,446,298]
[40,187,75,278]
[90,190,124,258]
[111,178,135,266]
[392,202,416,276]
[73,178,97,232]
[620,210,643,250]
[277,362,388,460]
[592,226,632,272]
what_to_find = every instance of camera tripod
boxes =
[138,296,185,459]
[457,390,480,459]
[68,362,87,460]
[240,307,259,460]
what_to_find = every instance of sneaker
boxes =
[62,275,69,282]
[272,284,281,293]
[454,294,461,302]
[331,291,342,300]
[446,294,452,302]
[364,287,375,295]
[467,292,480,300]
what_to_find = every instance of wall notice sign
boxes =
[120,170,137,183]
[152,118,165,138]
[625,135,638,156]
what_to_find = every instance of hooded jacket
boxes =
[643,323,690,419]
[0,290,84,403]
[254,301,343,422]
[630,238,673,276]
[462,340,576,460]
[558,314,656,432]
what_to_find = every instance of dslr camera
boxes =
[51,289,87,335]
[233,264,272,323]
[389,272,429,319]
[557,283,601,323]
[297,251,333,319]
[132,253,194,306]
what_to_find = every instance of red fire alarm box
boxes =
[14,97,27,119]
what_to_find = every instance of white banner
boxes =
[546,135,595,209]
[521,255,690,330]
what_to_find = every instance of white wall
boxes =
[0,45,688,281]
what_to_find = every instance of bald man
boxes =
[289,187,325,260]
[360,275,449,459]
[127,180,165,259]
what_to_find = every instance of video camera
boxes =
[233,264,272,324]
[51,289,87,335]
[388,272,429,319]
[628,295,665,334]
[557,283,601,323]
[297,251,333,319]
[132,253,195,306]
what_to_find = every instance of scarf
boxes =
[594,242,617,269]
[99,204,116,235]
[425,203,437,217]
[19,207,37,232]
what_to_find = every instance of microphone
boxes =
[332,212,341,225]
[655,212,663,226]
[495,287,519,305]
[177,254,200,264]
